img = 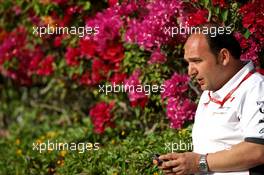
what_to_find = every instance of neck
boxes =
[230,60,245,77]
[214,60,245,91]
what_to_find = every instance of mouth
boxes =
[197,78,204,85]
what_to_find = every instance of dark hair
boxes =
[193,23,241,59]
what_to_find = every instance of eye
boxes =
[193,60,202,63]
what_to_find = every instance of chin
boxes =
[200,85,208,91]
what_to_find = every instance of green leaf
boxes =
[215,7,220,15]
[83,1,91,11]
[221,10,228,22]
[201,0,210,7]
[244,29,251,39]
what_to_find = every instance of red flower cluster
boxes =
[108,0,119,7]
[234,32,261,64]
[35,55,54,76]
[66,40,125,86]
[75,7,126,86]
[0,27,55,85]
[89,101,115,134]
[182,8,208,27]
[65,47,81,67]
[79,39,97,59]
[240,0,264,46]
[90,42,125,85]
[29,48,54,76]
[212,0,227,8]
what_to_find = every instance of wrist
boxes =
[198,154,209,173]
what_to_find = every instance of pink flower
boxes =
[89,101,115,134]
[124,69,148,108]
[85,7,123,52]
[125,0,183,50]
[240,40,260,64]
[166,97,196,129]
[148,48,167,64]
[117,1,140,16]
[161,73,189,99]
[234,32,261,65]
[12,6,21,15]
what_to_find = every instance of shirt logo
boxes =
[256,101,264,114]
[212,107,231,115]
[259,128,264,134]
[259,118,264,123]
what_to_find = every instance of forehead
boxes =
[184,34,210,59]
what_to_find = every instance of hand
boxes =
[158,152,200,175]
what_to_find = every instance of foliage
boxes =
[0,106,192,175]
[0,0,263,174]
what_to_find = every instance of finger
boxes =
[162,159,180,169]
[163,168,177,173]
[163,169,173,173]
[172,166,181,173]
[158,165,169,170]
[175,171,184,175]
[163,169,175,175]
[160,165,173,170]
[165,173,175,175]
[159,153,179,160]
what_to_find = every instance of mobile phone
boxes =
[152,154,163,166]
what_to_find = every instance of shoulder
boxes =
[244,72,264,100]
[199,90,209,103]
[196,90,209,109]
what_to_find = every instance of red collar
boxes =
[208,70,255,107]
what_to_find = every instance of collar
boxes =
[205,61,255,106]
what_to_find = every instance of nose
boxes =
[188,63,198,78]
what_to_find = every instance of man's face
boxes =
[184,34,222,91]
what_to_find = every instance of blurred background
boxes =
[0,0,263,174]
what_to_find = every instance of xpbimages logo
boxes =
[164,141,193,152]
[32,24,99,37]
[163,24,232,37]
[32,140,100,153]
[98,83,165,95]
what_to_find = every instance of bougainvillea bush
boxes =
[0,0,263,174]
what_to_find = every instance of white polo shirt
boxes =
[192,61,264,175]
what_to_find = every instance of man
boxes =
[158,24,264,175]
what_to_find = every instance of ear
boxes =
[219,48,230,66]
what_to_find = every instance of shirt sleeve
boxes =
[240,81,264,144]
